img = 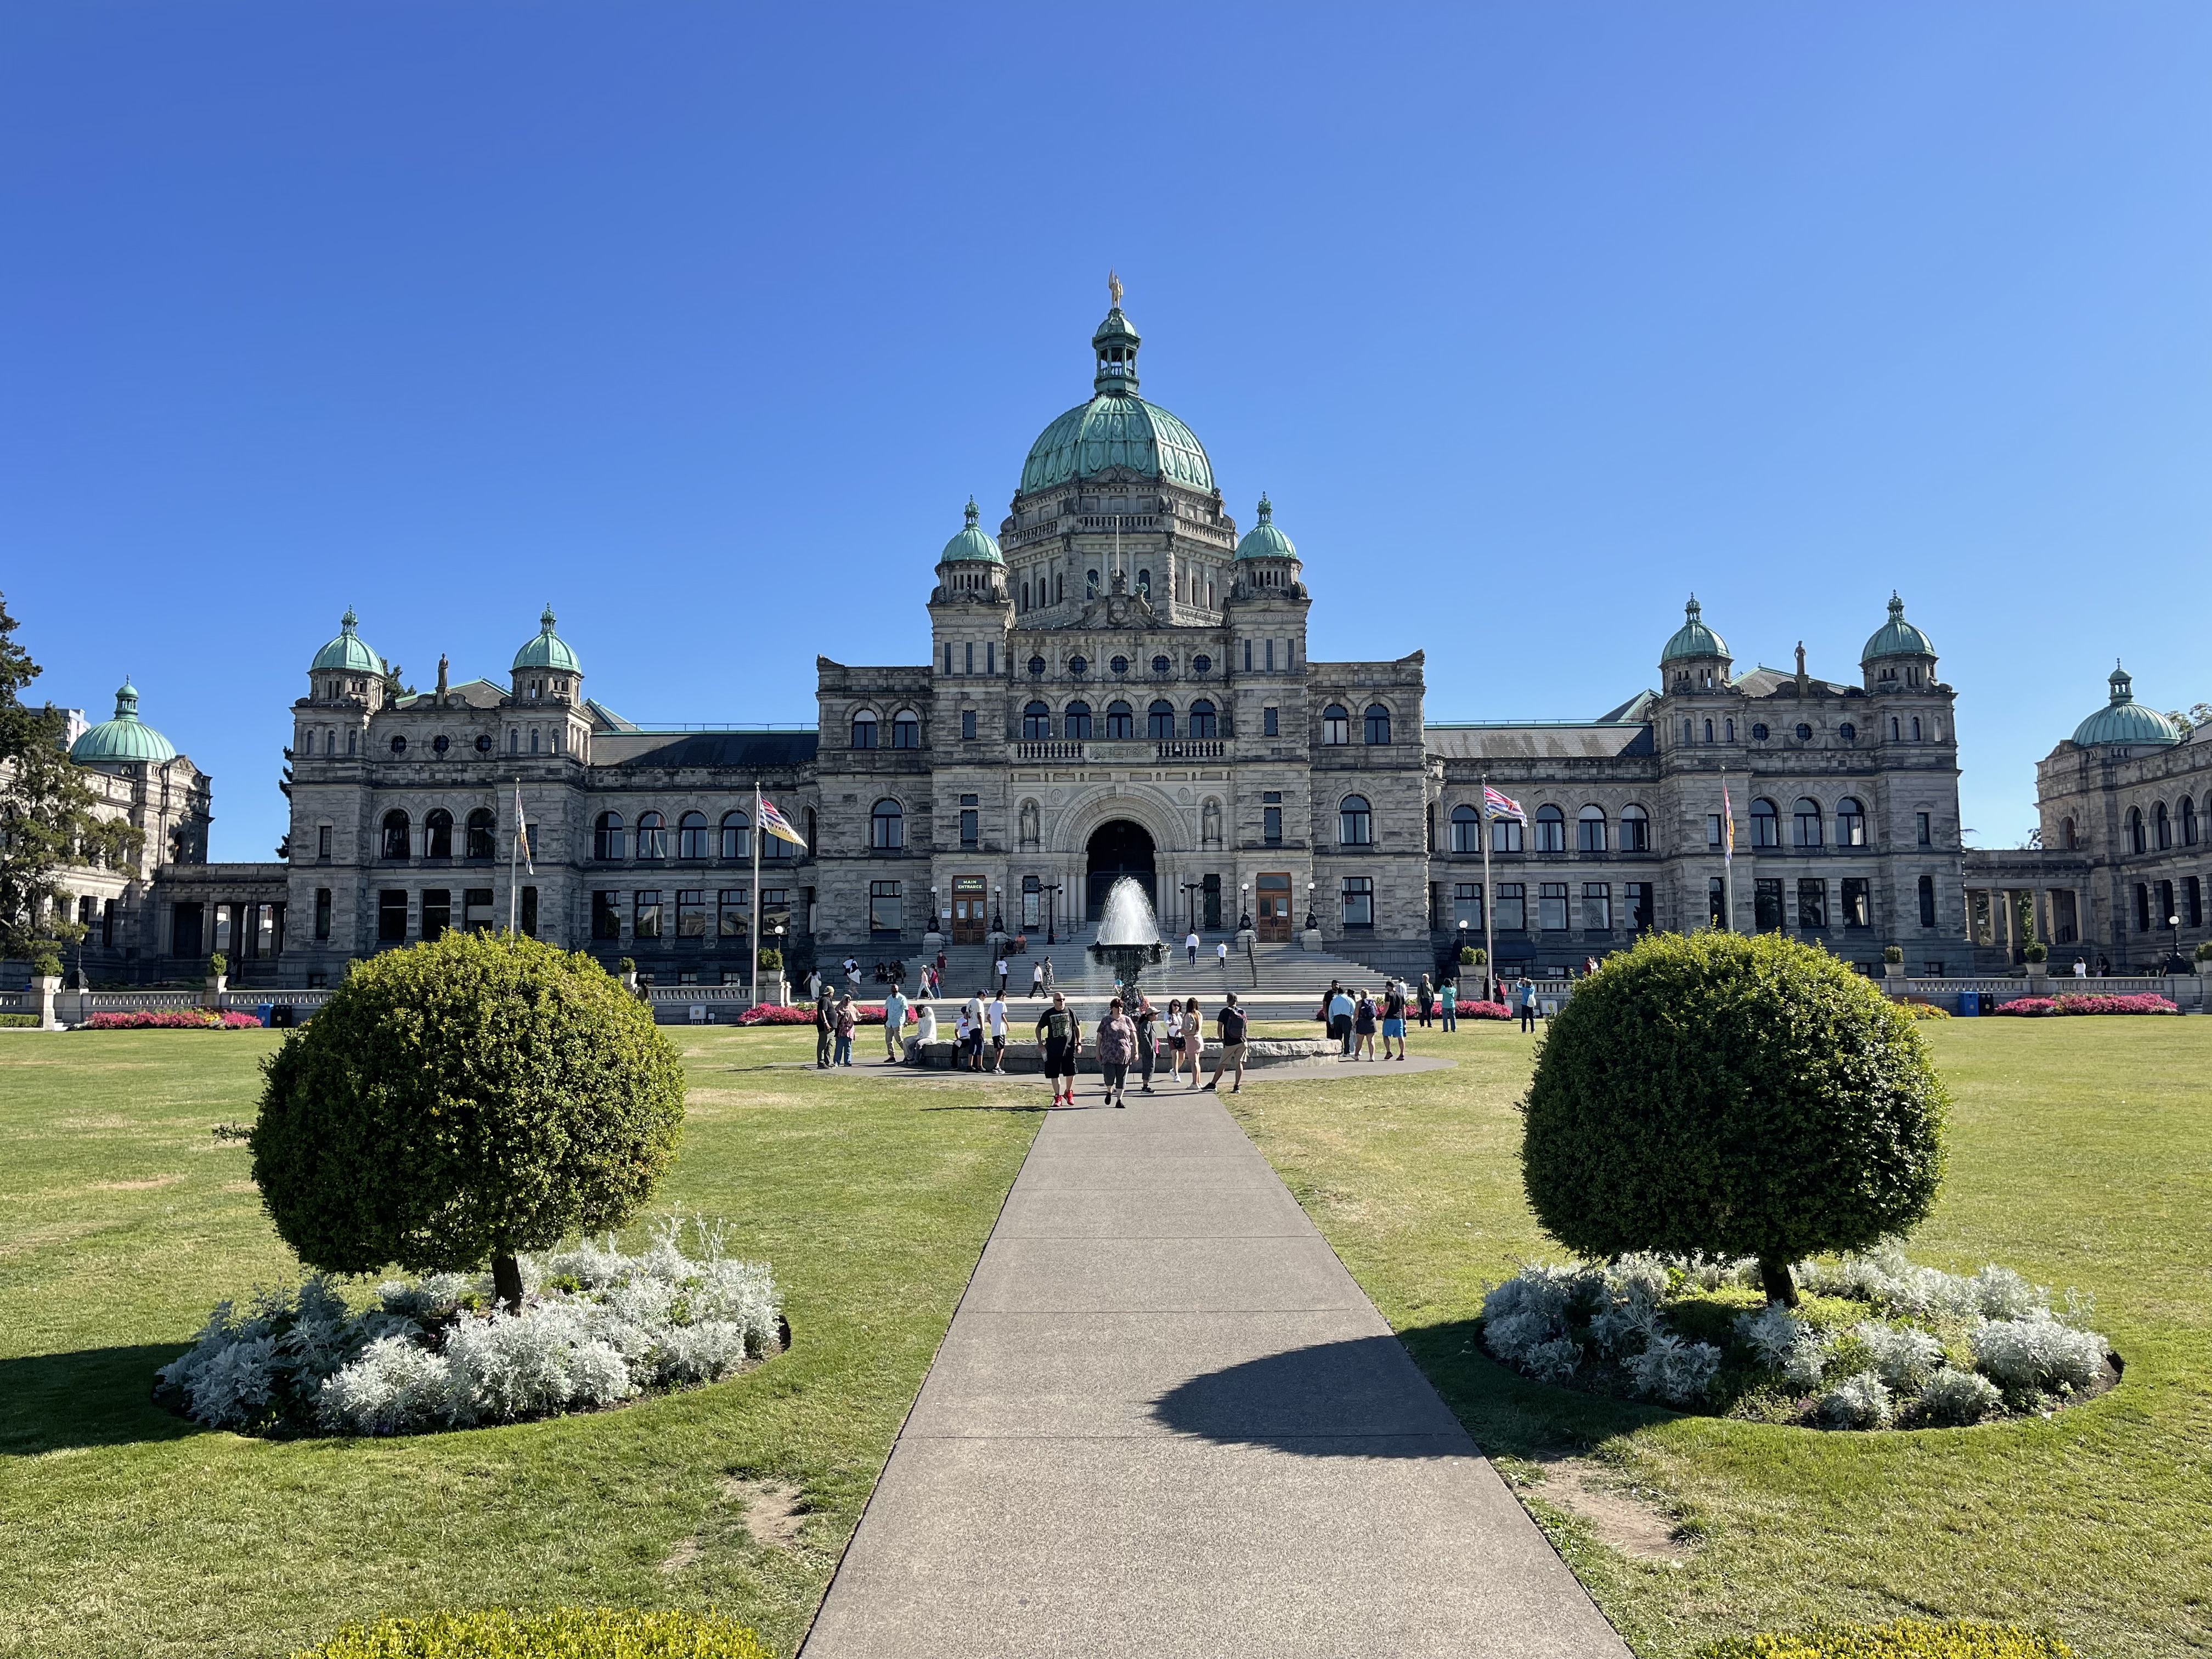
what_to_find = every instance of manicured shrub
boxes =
[296,1606,773,1657]
[1898,1001,1950,1020]
[2022,941,2047,963]
[27,943,63,978]
[1696,1617,2074,1657]
[1819,1369,1893,1429]
[1970,1311,2109,1397]
[1917,1367,2002,1427]
[1883,945,1905,966]
[83,1009,262,1029]
[1522,932,1948,1305]
[251,931,685,1309]
[207,951,228,978]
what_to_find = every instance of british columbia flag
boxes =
[1482,785,1527,823]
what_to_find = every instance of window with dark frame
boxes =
[466,809,496,861]
[421,889,452,937]
[1917,874,1936,928]
[1262,706,1278,736]
[593,891,621,940]
[634,890,663,939]
[1451,804,1480,853]
[1755,878,1784,932]
[1842,877,1871,928]
[1340,876,1374,927]
[1582,882,1611,930]
[1798,878,1827,929]
[1263,805,1282,844]
[1494,882,1526,931]
[676,890,707,939]
[718,889,748,938]
[870,881,902,934]
[1338,794,1372,846]
[377,889,407,941]
[871,798,904,850]
[1538,882,1569,930]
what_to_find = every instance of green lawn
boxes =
[1230,1018,2212,1659]
[0,1030,1040,1659]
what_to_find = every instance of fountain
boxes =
[1089,876,1165,998]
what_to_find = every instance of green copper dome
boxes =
[1018,300,1214,495]
[1235,494,1297,560]
[1861,592,1937,663]
[1660,596,1730,663]
[310,608,384,674]
[512,605,582,673]
[939,498,1004,563]
[2071,664,2180,749]
[70,679,178,765]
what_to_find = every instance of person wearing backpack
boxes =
[1204,993,1249,1093]
[1036,992,1081,1108]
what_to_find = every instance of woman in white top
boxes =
[1181,998,1205,1086]
[905,1002,939,1063]
[1164,998,1186,1082]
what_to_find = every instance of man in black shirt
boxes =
[1204,992,1249,1093]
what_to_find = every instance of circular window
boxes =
[390,735,407,755]
[1751,723,1770,742]
[1795,723,1813,742]
[432,734,450,755]
[1069,656,1088,676]
[475,733,493,753]
[1152,654,1170,674]
[1193,654,1212,675]
[1839,722,1857,742]
[1028,656,1046,676]
[1110,656,1128,676]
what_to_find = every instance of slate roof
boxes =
[592,730,820,770]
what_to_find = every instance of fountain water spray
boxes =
[1090,877,1165,998]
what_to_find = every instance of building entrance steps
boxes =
[798,1092,1631,1659]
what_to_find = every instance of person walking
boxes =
[1037,991,1080,1107]
[1031,959,1047,998]
[1133,995,1159,1093]
[1164,998,1185,1083]
[1204,992,1249,1093]
[1327,984,1355,1056]
[833,993,857,1066]
[1041,956,1055,992]
[812,988,836,1070]
[1380,980,1408,1060]
[1216,939,1229,977]
[1415,974,1435,1029]
[882,984,909,1063]
[1438,974,1458,1032]
[996,955,1010,996]
[1518,975,1539,1033]
[986,989,1009,1073]
[1096,997,1137,1108]
[961,989,986,1071]
[1180,997,1206,1085]
[1186,929,1201,967]
[1352,989,1378,1060]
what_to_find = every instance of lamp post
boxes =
[1238,881,1250,931]
[992,884,1004,935]
[2170,912,2183,976]
[1182,880,1200,938]
[1306,880,1318,934]
[1043,882,1059,945]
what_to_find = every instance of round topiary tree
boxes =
[1522,930,1946,1306]
[251,930,686,1309]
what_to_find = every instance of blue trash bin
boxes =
[256,1002,274,1027]
[1956,991,1982,1017]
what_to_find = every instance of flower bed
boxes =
[83,1009,263,1029]
[155,1214,782,1437]
[1455,1000,1511,1019]
[1993,993,2179,1017]
[732,1001,900,1026]
[1480,1246,2113,1430]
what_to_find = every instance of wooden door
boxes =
[951,877,987,944]
[1255,873,1293,942]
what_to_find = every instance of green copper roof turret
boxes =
[1019,285,1215,495]
[310,607,385,674]
[512,604,582,673]
[1861,592,1938,664]
[2070,662,2180,748]
[69,678,179,765]
[939,498,1005,563]
[1660,596,1730,663]
[1234,493,1298,561]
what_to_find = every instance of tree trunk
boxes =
[1759,1257,1798,1308]
[491,1252,524,1313]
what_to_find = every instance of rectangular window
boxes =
[870,880,902,934]
[1265,639,1276,671]
[520,886,538,938]
[1494,882,1526,931]
[593,891,622,940]
[314,888,332,941]
[1244,639,1252,672]
[677,889,708,939]
[377,889,407,942]
[421,888,452,938]
[961,809,979,848]
[718,888,749,938]
[1538,882,1570,932]
[1706,814,1724,849]
[1709,877,1728,928]
[1341,876,1374,928]
[1262,706,1278,736]
[635,890,663,939]
[1841,877,1871,928]
[986,642,994,675]
[1798,878,1827,930]
[944,643,953,674]
[964,642,974,675]
[1453,882,1482,930]
[1263,805,1282,845]
[962,709,978,741]
[1917,812,1932,846]
[1627,881,1652,932]
[1492,819,1523,853]
[1582,883,1611,930]
[2135,883,2151,933]
[318,823,332,860]
[464,889,494,931]
[1917,874,1936,928]
[2185,874,2203,928]
[1023,874,1041,928]
[1755,878,1784,933]
[761,888,790,934]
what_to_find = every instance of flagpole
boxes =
[1720,764,1736,933]
[749,781,764,1008]
[509,776,521,936]
[1480,773,1497,1004]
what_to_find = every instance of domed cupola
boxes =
[1232,494,1304,599]
[70,679,178,767]
[2070,662,2180,752]
[939,497,1004,565]
[1861,592,1938,690]
[308,608,387,704]
[511,605,582,702]
[935,499,1008,601]
[1235,494,1297,561]
[1659,596,1731,690]
[1018,278,1215,495]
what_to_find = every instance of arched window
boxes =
[677,811,710,860]
[763,819,793,861]
[1620,804,1650,852]
[381,810,410,860]
[871,798,904,850]
[1703,719,1714,743]
[1533,804,1566,853]
[1105,699,1133,738]
[424,808,453,860]
[1136,567,1150,596]
[1450,803,1481,853]
[1576,805,1607,852]
[2061,816,2077,851]
[1792,798,1822,847]
[1086,568,1100,597]
[1064,700,1093,740]
[594,812,625,861]
[1020,580,1029,611]
[850,709,878,749]
[1022,701,1051,740]
[1364,703,1391,745]
[465,808,496,860]
[2128,807,2146,854]
[1891,717,1901,741]
[1837,798,1867,847]
[2183,797,2199,847]
[1339,794,1373,846]
[1189,698,1218,739]
[720,811,750,860]
[1683,719,1694,744]
[1911,716,1923,741]
[1751,798,1780,848]
[1147,699,1175,740]
[636,811,667,861]
[1726,719,1736,742]
[1322,703,1351,745]
[2154,802,2171,850]
[891,708,920,749]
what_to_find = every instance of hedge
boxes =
[83,1009,263,1029]
[294,1606,772,1657]
[1696,1617,2073,1657]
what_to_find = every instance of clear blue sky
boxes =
[5,3,2207,861]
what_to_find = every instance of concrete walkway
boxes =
[799,1091,1631,1658]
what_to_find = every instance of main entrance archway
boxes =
[1085,819,1156,921]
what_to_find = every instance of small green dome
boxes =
[1660,596,1730,663]
[1235,494,1298,561]
[70,679,178,765]
[512,605,582,673]
[310,607,384,674]
[1861,592,1937,663]
[939,498,1004,563]
[2071,663,2180,749]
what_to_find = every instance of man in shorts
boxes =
[1204,992,1250,1093]
[962,989,987,1071]
[882,983,909,1063]
[986,989,1009,1073]
[1036,991,1080,1107]
[1380,979,1408,1060]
